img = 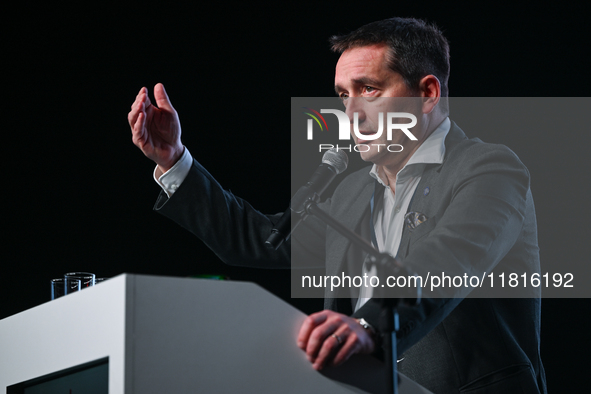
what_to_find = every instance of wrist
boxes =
[357,318,380,353]
[357,318,376,336]
[157,145,185,173]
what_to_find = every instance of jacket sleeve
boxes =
[154,158,328,269]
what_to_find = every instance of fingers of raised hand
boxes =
[135,86,152,108]
[154,83,174,111]
[128,89,147,127]
[131,112,147,146]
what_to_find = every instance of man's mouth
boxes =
[357,130,377,144]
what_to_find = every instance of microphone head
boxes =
[322,148,349,175]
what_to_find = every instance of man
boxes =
[129,17,546,393]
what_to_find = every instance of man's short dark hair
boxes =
[330,17,450,97]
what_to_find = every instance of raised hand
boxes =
[129,83,184,172]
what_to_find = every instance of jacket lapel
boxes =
[398,121,468,258]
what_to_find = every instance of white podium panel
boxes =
[0,274,430,393]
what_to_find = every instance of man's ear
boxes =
[419,75,441,114]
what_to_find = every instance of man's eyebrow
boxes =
[334,77,383,95]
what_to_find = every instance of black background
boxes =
[3,2,590,391]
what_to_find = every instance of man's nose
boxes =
[345,97,366,125]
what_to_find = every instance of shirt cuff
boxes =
[153,147,193,198]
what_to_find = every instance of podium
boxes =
[0,274,431,393]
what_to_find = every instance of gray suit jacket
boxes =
[155,122,546,393]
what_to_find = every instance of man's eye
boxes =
[364,86,375,93]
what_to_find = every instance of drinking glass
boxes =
[64,272,96,288]
[51,277,81,300]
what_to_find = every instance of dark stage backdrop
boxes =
[3,2,590,392]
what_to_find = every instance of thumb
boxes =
[154,83,175,111]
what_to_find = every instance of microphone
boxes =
[265,148,348,249]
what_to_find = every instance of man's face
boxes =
[334,44,426,167]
